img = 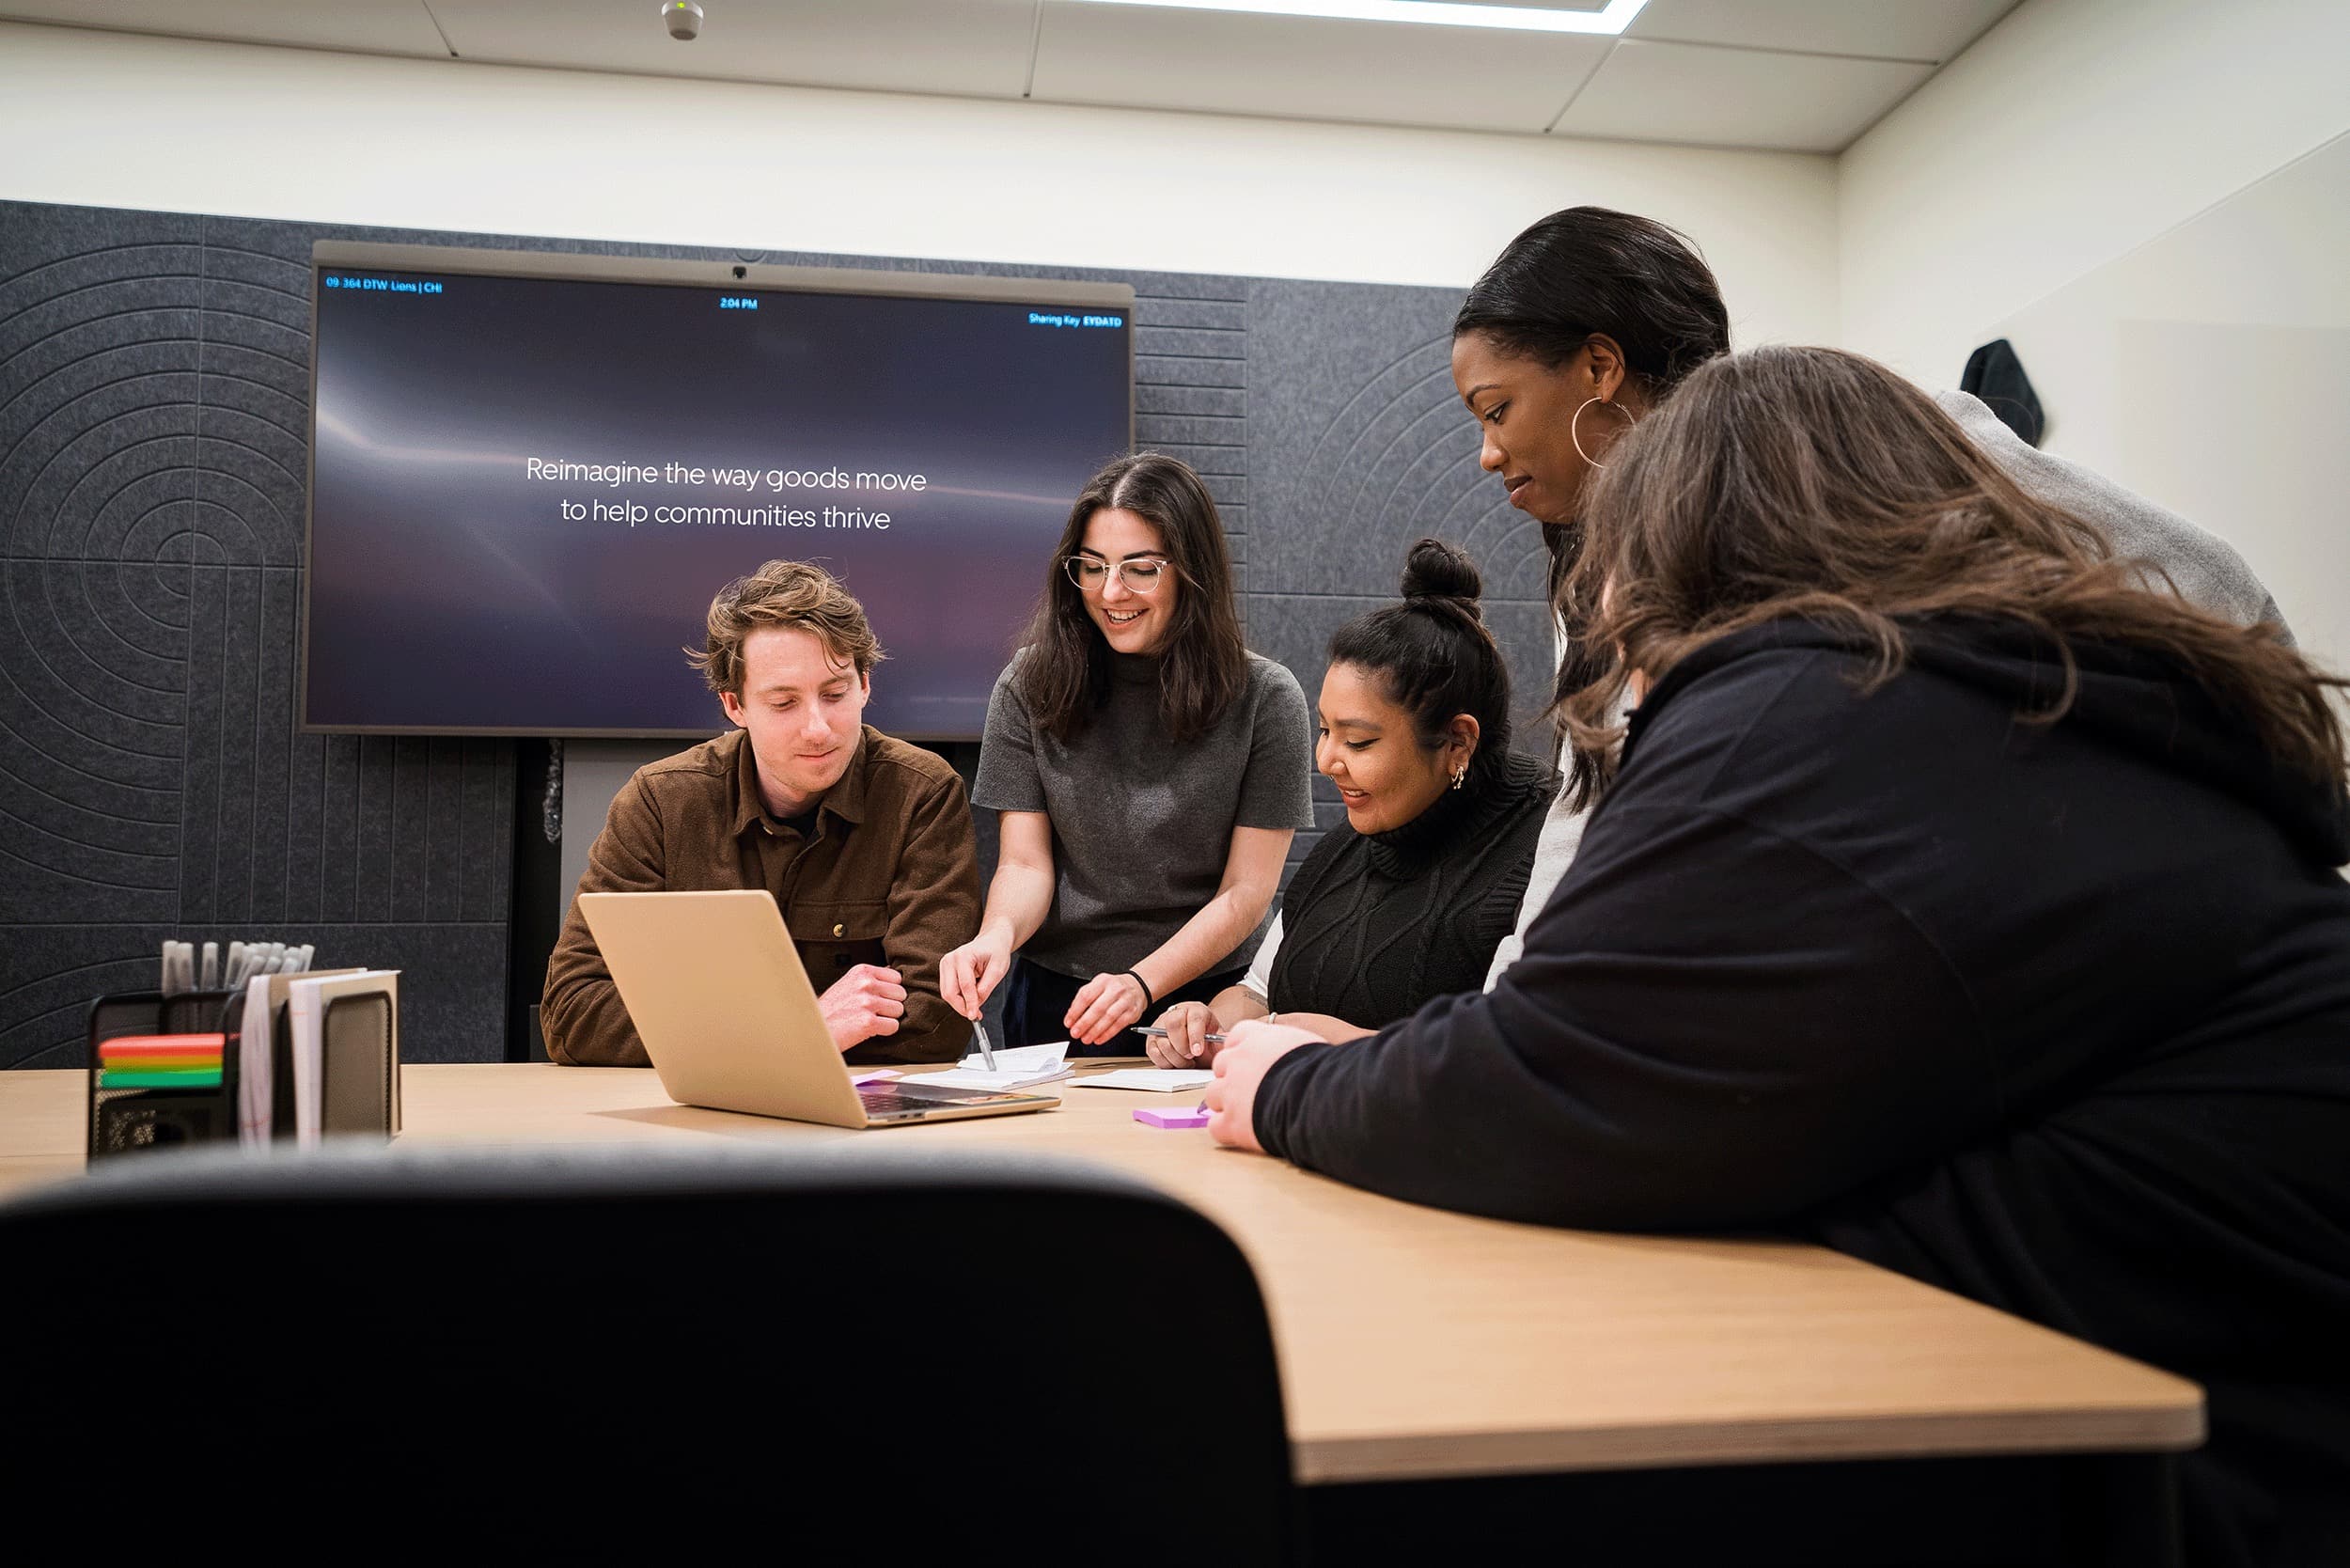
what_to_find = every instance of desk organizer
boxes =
[85,985,399,1161]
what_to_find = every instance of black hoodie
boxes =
[1253,617,2350,1566]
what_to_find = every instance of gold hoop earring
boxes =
[1571,397,1636,469]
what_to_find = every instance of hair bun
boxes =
[1400,537,1483,614]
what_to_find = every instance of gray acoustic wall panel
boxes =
[1,202,518,1067]
[2,200,1548,1067]
[1249,279,1555,866]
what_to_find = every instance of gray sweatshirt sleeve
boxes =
[1486,387,2294,996]
[1934,389,2291,641]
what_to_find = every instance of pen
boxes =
[971,1016,998,1072]
[1131,1025,1229,1044]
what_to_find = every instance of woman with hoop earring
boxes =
[1449,205,2289,991]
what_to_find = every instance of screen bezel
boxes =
[299,240,1138,739]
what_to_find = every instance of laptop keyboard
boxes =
[857,1084,1012,1116]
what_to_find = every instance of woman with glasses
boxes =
[1142,539,1558,1067]
[942,452,1314,1050]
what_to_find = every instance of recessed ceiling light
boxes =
[1065,0,1649,36]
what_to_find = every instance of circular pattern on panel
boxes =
[1291,336,1559,726]
[1294,335,1553,597]
[0,238,204,908]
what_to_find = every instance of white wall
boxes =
[1992,133,2350,670]
[1840,0,2350,386]
[1839,0,2350,674]
[0,20,1838,346]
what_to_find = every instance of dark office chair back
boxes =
[0,1144,1294,1563]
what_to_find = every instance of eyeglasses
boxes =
[1064,557,1171,595]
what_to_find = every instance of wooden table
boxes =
[0,1059,2201,1496]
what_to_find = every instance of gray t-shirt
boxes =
[974,648,1315,979]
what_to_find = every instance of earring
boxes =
[1571,397,1636,468]
[1449,768,1465,791]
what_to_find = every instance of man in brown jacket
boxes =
[542,560,980,1066]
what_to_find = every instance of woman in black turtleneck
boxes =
[1145,540,1558,1064]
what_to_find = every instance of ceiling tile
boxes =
[429,0,1039,99]
[1627,0,2021,64]
[1030,2,1611,135]
[0,0,448,55]
[1553,38,1932,151]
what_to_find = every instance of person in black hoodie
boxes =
[1204,346,2350,1567]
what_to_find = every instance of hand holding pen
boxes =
[1135,1001,1233,1067]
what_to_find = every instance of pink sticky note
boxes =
[1135,1106,1211,1130]
[851,1069,901,1086]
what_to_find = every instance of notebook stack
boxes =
[96,1032,226,1090]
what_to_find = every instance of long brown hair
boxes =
[1556,345,2343,807]
[1020,452,1248,743]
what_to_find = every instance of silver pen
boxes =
[1132,1025,1229,1045]
[970,1016,997,1071]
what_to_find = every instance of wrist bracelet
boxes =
[1124,969,1155,1010]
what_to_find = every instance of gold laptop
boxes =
[577,889,1058,1128]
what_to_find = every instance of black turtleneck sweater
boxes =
[1267,749,1558,1029]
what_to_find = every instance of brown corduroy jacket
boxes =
[542,726,979,1067]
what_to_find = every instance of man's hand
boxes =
[820,964,907,1051]
[1204,1020,1319,1152]
[1066,970,1151,1046]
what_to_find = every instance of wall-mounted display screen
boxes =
[304,244,1134,738]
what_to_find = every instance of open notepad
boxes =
[912,1042,1073,1092]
